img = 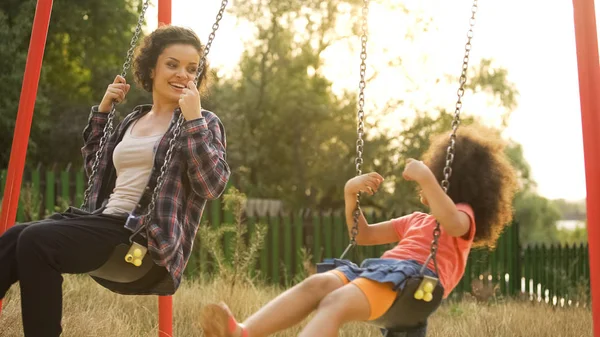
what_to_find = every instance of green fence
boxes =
[0,168,591,305]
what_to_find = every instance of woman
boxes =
[0,25,230,337]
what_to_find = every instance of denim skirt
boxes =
[328,258,438,291]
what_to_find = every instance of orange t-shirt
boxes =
[381,203,476,298]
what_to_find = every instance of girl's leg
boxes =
[201,273,345,337]
[298,283,371,337]
[15,214,130,337]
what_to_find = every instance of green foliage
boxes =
[208,0,363,210]
[556,226,588,245]
[514,191,562,244]
[552,199,587,220]
[209,0,522,214]
[197,187,268,289]
[0,0,149,168]
[465,59,519,126]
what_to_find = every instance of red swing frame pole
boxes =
[158,0,172,28]
[572,0,600,335]
[0,0,53,315]
[157,3,173,336]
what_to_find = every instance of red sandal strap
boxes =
[240,324,249,337]
[227,313,249,337]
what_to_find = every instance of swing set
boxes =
[1,0,600,336]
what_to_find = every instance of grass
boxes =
[0,274,593,337]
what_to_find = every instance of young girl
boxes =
[200,124,517,337]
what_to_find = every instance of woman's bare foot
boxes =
[200,302,247,337]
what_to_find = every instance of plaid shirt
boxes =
[82,104,230,293]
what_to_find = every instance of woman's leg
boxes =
[15,214,130,337]
[201,272,345,337]
[0,223,36,299]
[0,216,64,299]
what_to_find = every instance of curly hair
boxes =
[133,25,210,94]
[423,124,518,248]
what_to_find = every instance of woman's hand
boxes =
[98,75,130,113]
[179,80,202,121]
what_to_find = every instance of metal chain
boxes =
[82,0,151,210]
[423,0,478,276]
[137,113,184,239]
[194,0,228,85]
[340,0,369,260]
[141,0,229,232]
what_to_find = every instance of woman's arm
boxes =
[180,113,230,200]
[81,106,109,177]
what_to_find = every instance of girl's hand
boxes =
[179,80,202,121]
[402,158,435,184]
[345,172,384,196]
[98,75,130,113]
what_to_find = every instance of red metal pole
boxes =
[158,0,172,26]
[0,0,53,315]
[157,2,173,335]
[572,0,600,335]
[158,295,173,337]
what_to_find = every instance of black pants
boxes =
[0,211,131,337]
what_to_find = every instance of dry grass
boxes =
[0,275,592,337]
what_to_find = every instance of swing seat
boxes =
[371,276,444,332]
[63,206,158,284]
[88,243,154,283]
[89,243,173,295]
[316,258,337,273]
[316,259,444,334]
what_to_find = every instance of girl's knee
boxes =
[318,287,370,323]
[301,273,343,292]
[318,288,346,310]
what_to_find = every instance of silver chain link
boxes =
[82,0,151,210]
[194,0,228,85]
[424,0,478,276]
[341,0,369,260]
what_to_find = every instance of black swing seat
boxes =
[371,275,444,333]
[88,243,173,295]
[316,260,444,336]
[88,243,154,283]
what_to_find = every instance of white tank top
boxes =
[103,121,164,215]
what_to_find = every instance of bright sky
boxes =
[143,0,599,202]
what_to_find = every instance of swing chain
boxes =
[194,0,228,85]
[140,0,229,233]
[348,0,370,250]
[424,0,478,276]
[82,0,151,210]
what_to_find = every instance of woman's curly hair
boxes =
[423,124,518,248]
[133,25,210,94]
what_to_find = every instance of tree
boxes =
[207,0,366,210]
[0,0,148,168]
[207,0,525,213]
